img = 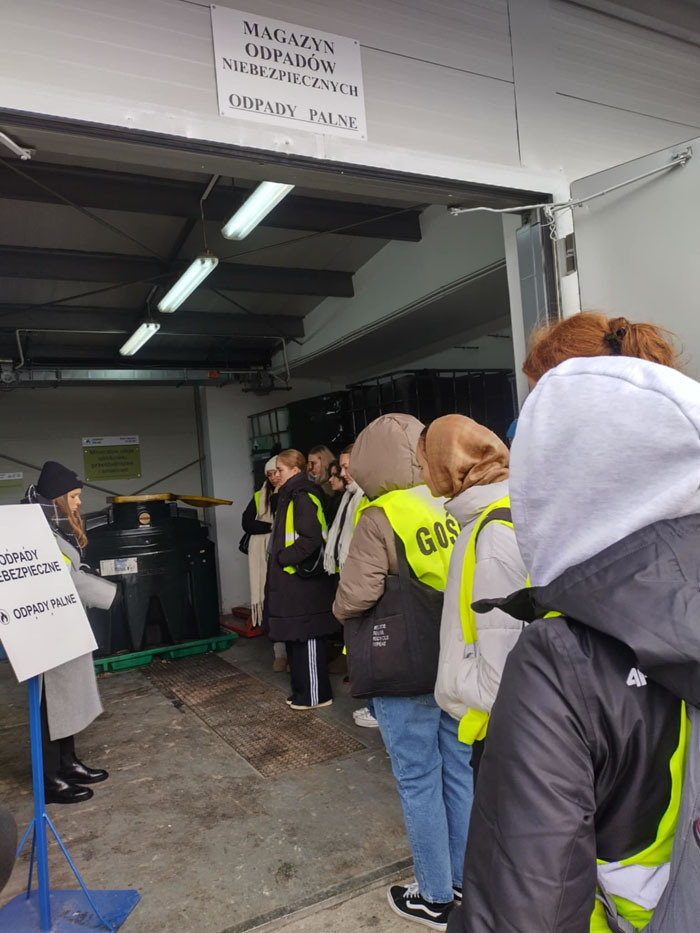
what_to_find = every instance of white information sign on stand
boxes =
[0,504,97,682]
[211,5,367,140]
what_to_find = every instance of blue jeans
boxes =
[372,694,473,904]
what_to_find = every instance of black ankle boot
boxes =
[44,777,93,805]
[58,759,109,785]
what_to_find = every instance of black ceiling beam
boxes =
[239,194,421,242]
[0,304,304,339]
[0,246,354,298]
[0,161,422,241]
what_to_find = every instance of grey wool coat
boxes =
[43,533,116,740]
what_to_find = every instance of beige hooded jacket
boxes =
[332,413,423,620]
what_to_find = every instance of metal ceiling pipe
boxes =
[10,329,291,373]
[3,367,256,387]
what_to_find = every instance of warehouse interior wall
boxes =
[2,0,699,196]
[0,386,202,510]
[201,377,333,612]
[392,332,515,373]
[277,206,509,382]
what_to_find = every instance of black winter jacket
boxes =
[448,514,700,933]
[263,472,338,642]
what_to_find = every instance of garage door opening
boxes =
[0,115,556,419]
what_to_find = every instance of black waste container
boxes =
[84,495,221,657]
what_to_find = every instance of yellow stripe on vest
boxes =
[591,702,688,932]
[457,496,513,745]
[457,510,563,745]
[283,493,328,575]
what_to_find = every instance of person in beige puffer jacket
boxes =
[333,413,472,932]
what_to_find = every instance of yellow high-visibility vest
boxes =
[355,485,457,591]
[282,493,328,575]
[591,703,688,931]
[457,496,514,745]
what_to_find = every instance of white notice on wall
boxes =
[0,504,97,682]
[82,436,139,447]
[100,557,138,577]
[211,6,367,140]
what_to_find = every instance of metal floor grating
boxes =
[144,653,366,777]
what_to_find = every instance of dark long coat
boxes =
[263,472,338,642]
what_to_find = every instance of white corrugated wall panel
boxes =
[209,0,514,80]
[361,48,519,165]
[1,0,215,114]
[0,0,520,177]
[553,1,700,127]
[547,94,698,180]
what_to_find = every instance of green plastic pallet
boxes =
[94,632,237,674]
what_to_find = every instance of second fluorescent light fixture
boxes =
[157,253,219,313]
[119,321,160,357]
[222,181,295,240]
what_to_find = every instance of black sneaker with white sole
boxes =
[452,884,462,902]
[387,883,453,930]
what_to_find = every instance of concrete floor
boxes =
[0,637,421,932]
[253,871,421,932]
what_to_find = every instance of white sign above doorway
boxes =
[211,6,367,140]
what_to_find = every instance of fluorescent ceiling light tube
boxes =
[221,181,295,240]
[157,254,219,313]
[119,321,160,357]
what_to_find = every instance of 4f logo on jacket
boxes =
[626,667,647,687]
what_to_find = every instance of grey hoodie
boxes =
[510,355,700,587]
[449,357,700,933]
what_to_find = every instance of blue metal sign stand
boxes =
[0,676,140,930]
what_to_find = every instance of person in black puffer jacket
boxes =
[263,448,338,710]
[449,354,700,933]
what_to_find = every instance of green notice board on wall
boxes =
[0,472,25,503]
[82,436,141,481]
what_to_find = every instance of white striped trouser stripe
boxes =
[308,638,318,706]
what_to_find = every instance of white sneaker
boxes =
[387,883,452,930]
[353,707,379,728]
[289,698,333,710]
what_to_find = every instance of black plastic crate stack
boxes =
[347,369,516,442]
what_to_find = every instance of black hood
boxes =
[477,513,700,706]
[278,471,320,497]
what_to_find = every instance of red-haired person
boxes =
[523,311,678,385]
